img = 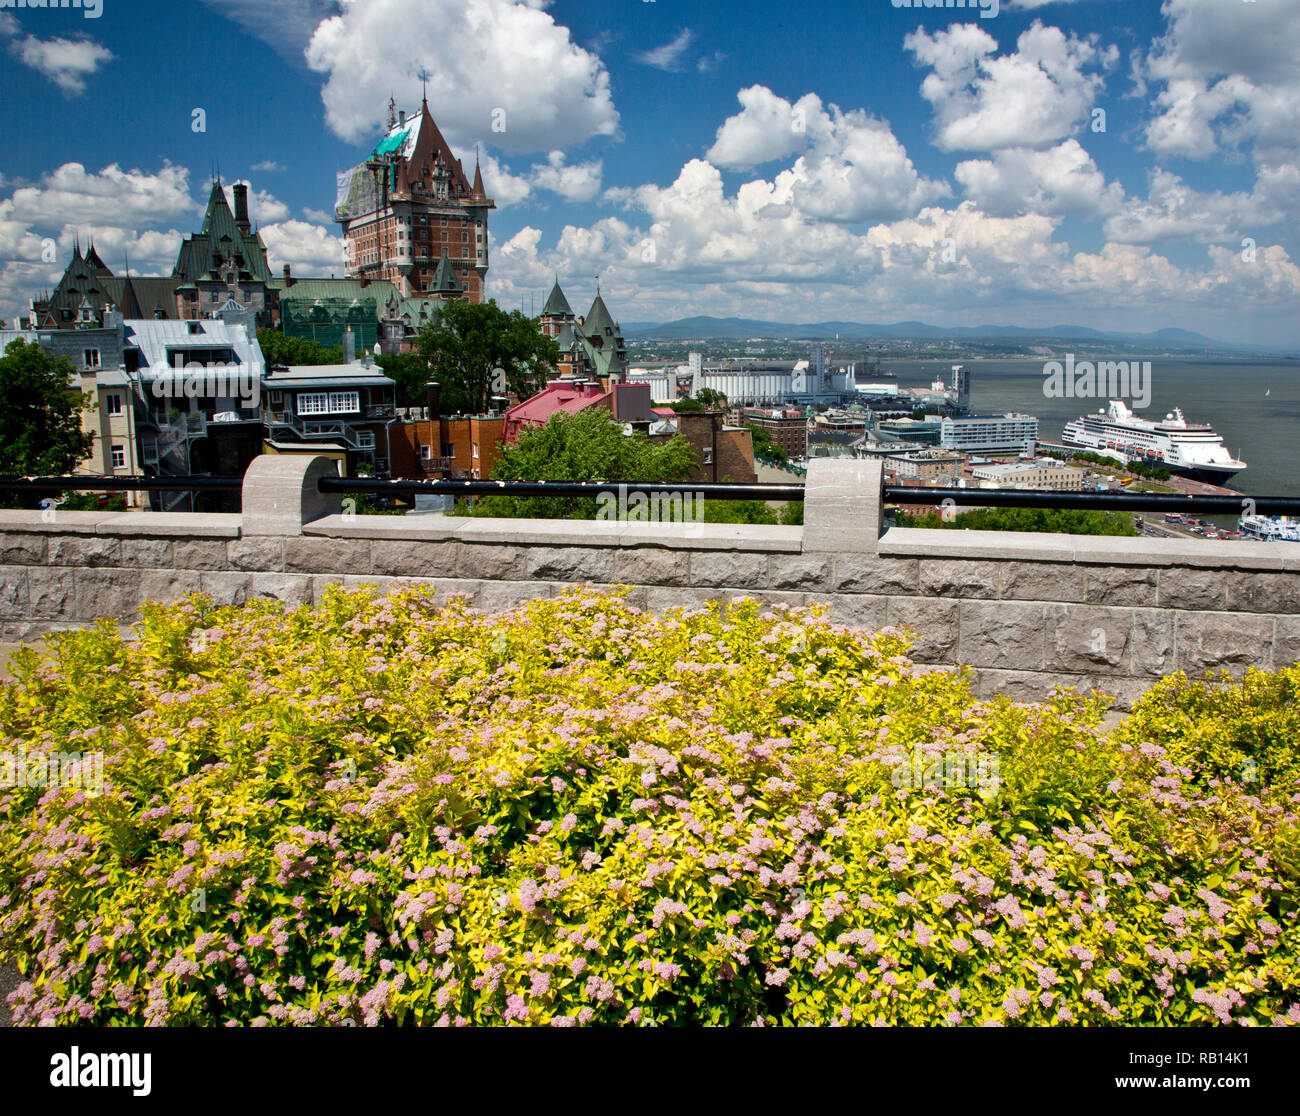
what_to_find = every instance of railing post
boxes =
[802,458,883,554]
[241,454,342,536]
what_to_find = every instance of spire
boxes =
[119,253,143,319]
[387,94,397,130]
[418,68,430,112]
[541,277,573,319]
[472,150,486,198]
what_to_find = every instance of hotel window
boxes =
[419,444,432,462]
[83,348,101,369]
[110,444,126,469]
[105,392,123,416]
[296,391,360,416]
[472,442,479,459]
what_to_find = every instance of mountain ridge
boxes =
[619,316,1282,352]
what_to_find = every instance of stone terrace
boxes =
[1,456,1297,711]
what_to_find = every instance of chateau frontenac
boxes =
[335,94,494,302]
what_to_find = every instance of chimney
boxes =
[399,109,406,126]
[282,263,293,288]
[233,183,251,235]
[426,380,441,423]
[343,328,356,365]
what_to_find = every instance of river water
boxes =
[881,358,1300,497]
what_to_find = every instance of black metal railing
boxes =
[2,475,1299,518]
[0,475,243,493]
[316,477,807,501]
[883,486,1300,516]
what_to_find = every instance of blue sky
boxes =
[1,0,1297,344]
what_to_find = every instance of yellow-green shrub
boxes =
[0,586,1295,1026]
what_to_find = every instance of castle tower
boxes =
[539,277,574,339]
[335,96,494,302]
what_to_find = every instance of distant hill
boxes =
[621,316,1264,351]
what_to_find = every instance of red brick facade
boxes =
[337,99,494,302]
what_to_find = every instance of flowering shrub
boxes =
[0,586,1296,1026]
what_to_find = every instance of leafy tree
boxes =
[746,424,789,465]
[696,388,728,409]
[0,340,95,508]
[256,330,343,367]
[416,300,558,415]
[1039,447,1170,482]
[375,350,432,409]
[899,506,1136,536]
[58,492,127,511]
[467,406,696,519]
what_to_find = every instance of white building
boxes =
[941,413,1038,455]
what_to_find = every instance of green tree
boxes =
[256,330,343,367]
[669,399,705,413]
[466,406,696,519]
[375,350,432,409]
[0,340,95,508]
[899,506,1136,536]
[746,424,789,465]
[416,300,558,415]
[696,388,728,409]
[58,492,127,511]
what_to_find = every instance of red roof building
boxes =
[503,380,657,443]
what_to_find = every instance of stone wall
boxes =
[0,456,1296,711]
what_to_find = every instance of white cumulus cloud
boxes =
[955,140,1125,218]
[305,0,618,154]
[10,34,113,95]
[906,20,1116,152]
[707,86,948,224]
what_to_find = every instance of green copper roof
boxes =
[583,292,617,338]
[429,251,463,295]
[172,180,273,286]
[542,280,572,318]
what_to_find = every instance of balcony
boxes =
[364,404,396,420]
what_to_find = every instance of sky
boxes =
[0,0,1297,345]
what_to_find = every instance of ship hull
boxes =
[1162,462,1245,484]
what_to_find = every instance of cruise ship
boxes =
[1239,515,1300,543]
[1061,401,1246,483]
